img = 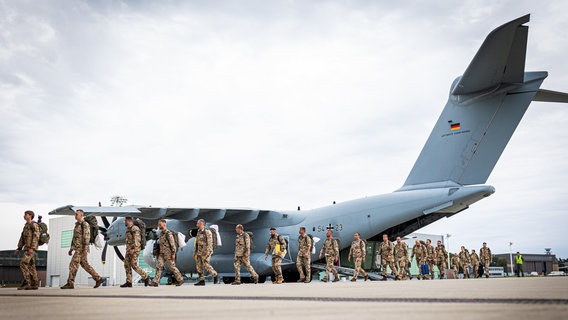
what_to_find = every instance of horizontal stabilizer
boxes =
[533,89,568,103]
[452,14,530,95]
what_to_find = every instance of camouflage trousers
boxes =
[323,255,338,281]
[296,254,311,281]
[234,255,258,282]
[482,259,490,277]
[353,257,367,279]
[67,250,101,285]
[124,250,148,283]
[381,255,398,278]
[396,258,407,279]
[271,255,283,281]
[20,251,38,286]
[415,257,425,279]
[436,259,446,277]
[154,254,183,283]
[472,262,479,278]
[460,262,470,278]
[196,254,217,280]
[426,259,435,279]
[452,264,459,276]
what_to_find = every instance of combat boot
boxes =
[18,285,31,290]
[332,277,339,282]
[144,277,150,287]
[61,283,74,289]
[213,276,219,284]
[231,281,241,285]
[94,277,104,288]
[304,278,311,283]
[18,281,28,289]
[194,280,205,286]
[276,278,283,284]
[253,276,259,284]
[175,280,184,286]
[120,282,132,288]
[364,274,368,281]
[297,278,305,283]
[350,278,357,282]
[148,282,158,287]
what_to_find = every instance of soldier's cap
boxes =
[270,227,276,231]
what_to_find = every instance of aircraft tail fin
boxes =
[401,15,567,190]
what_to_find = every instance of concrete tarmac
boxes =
[1,277,567,319]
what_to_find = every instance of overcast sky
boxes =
[1,1,567,259]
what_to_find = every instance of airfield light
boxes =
[509,242,514,276]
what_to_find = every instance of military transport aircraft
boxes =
[50,15,567,283]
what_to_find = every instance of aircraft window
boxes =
[312,227,316,232]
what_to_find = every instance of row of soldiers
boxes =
[379,234,493,280]
[15,208,492,288]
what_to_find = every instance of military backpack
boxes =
[83,215,99,244]
[132,219,147,249]
[35,219,50,246]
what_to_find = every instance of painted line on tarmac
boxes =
[4,294,568,305]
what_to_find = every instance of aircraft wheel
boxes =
[222,277,235,284]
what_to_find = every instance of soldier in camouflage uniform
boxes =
[121,217,150,287]
[61,209,103,289]
[232,224,258,285]
[424,239,436,280]
[194,219,218,286]
[394,236,408,280]
[296,226,312,283]
[149,219,184,287]
[379,234,399,280]
[479,242,492,278]
[410,240,427,280]
[348,232,368,282]
[15,210,40,290]
[319,230,339,282]
[435,240,448,279]
[265,227,287,284]
[451,253,460,276]
[470,249,480,278]
[458,246,471,279]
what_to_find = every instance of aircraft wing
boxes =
[49,205,266,224]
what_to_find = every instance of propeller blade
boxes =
[101,242,108,264]
[101,216,111,229]
[113,245,125,261]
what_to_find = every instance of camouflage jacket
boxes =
[126,225,142,251]
[480,247,492,261]
[195,228,213,257]
[394,242,408,259]
[425,244,436,260]
[436,245,448,261]
[158,229,177,257]
[451,255,460,267]
[320,238,339,257]
[265,234,287,256]
[379,240,394,259]
[72,221,90,251]
[297,234,312,256]
[234,232,251,257]
[349,240,366,259]
[17,221,39,251]
[410,244,426,262]
[470,252,480,264]
[459,250,471,264]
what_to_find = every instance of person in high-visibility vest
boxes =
[515,252,524,277]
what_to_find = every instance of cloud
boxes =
[1,1,567,257]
